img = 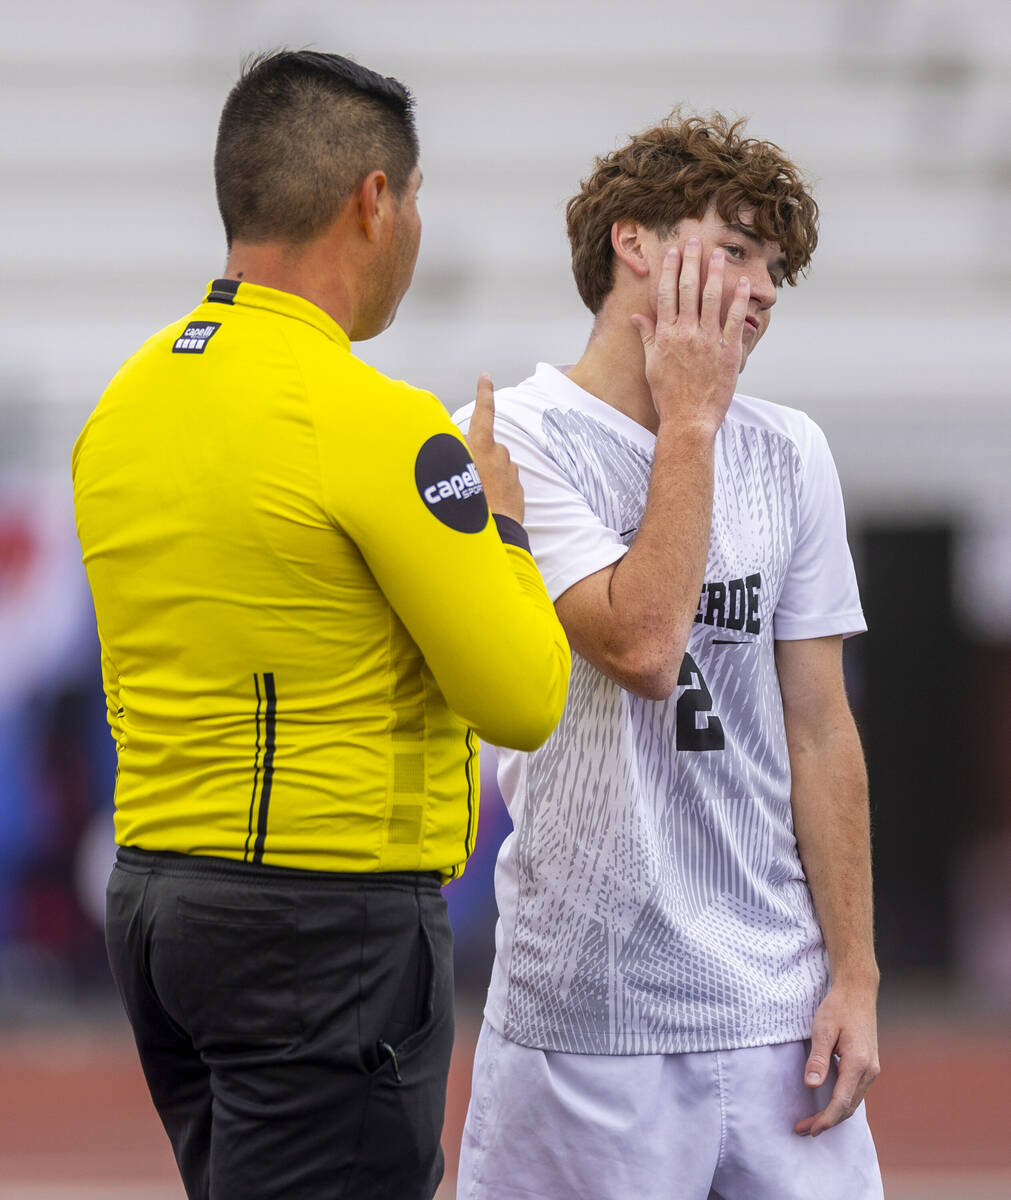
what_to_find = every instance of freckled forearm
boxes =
[560,422,718,697]
[604,424,716,659]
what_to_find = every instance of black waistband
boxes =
[115,845,442,892]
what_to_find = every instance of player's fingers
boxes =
[721,276,751,346]
[699,248,725,330]
[804,1024,836,1088]
[678,237,702,325]
[795,1101,850,1137]
[795,1089,846,1138]
[629,313,657,346]
[806,1051,870,1137]
[655,246,680,329]
[468,372,495,446]
[794,1111,818,1137]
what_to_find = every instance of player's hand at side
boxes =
[629,239,749,436]
[465,373,524,525]
[794,984,881,1137]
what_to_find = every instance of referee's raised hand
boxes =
[465,373,525,525]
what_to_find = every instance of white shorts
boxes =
[457,1021,882,1200]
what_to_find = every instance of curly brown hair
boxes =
[566,111,819,314]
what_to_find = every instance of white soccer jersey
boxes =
[454,363,865,1055]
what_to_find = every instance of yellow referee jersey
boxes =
[72,280,570,880]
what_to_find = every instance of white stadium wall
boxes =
[2,0,1009,626]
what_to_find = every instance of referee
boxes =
[72,51,570,1200]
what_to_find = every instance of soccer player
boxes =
[454,113,882,1199]
[72,51,570,1200]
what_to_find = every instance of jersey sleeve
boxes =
[454,403,628,603]
[314,381,570,752]
[774,417,866,641]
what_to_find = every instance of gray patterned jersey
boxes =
[454,364,865,1054]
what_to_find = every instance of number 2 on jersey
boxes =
[676,652,725,751]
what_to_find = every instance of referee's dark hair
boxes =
[215,50,419,249]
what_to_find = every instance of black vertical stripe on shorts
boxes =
[252,673,277,864]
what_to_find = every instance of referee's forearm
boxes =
[447,544,571,752]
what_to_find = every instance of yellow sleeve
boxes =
[315,380,570,751]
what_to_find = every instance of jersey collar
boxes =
[531,363,659,454]
[531,362,745,452]
[202,279,352,350]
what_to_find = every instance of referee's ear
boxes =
[357,170,393,244]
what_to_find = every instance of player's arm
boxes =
[555,239,750,700]
[776,633,880,1137]
[331,382,570,753]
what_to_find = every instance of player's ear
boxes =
[611,220,651,279]
[357,170,391,243]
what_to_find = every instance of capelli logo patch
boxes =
[414,433,488,533]
[423,462,482,506]
[172,322,222,354]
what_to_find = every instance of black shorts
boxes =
[106,846,454,1200]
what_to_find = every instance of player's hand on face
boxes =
[464,373,524,525]
[629,239,750,436]
[794,985,880,1138]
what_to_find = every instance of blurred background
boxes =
[1,0,1009,1196]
